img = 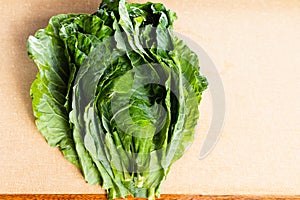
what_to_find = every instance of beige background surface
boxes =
[0,0,299,195]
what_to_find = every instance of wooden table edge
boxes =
[0,194,299,200]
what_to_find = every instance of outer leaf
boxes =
[28,15,80,167]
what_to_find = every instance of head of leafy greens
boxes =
[27,0,208,199]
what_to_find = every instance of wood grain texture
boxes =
[0,195,299,200]
[0,194,300,200]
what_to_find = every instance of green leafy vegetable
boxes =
[27,0,208,199]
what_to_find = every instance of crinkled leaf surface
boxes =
[27,0,207,199]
